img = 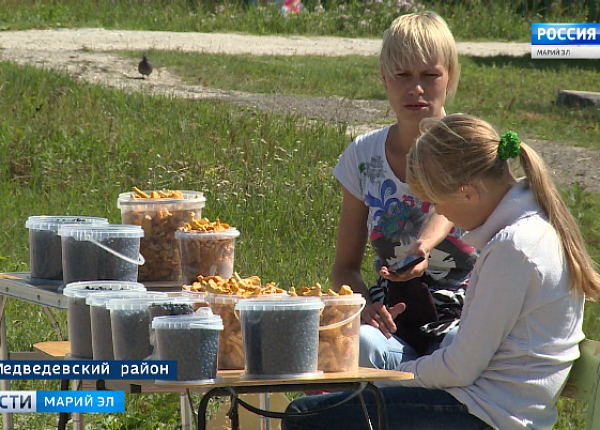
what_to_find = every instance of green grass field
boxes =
[0,1,599,428]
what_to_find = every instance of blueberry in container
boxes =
[235,297,324,379]
[59,224,145,284]
[107,297,171,361]
[62,281,146,359]
[26,215,108,281]
[87,291,167,361]
[152,310,223,382]
[148,298,195,320]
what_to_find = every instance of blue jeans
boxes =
[359,324,458,369]
[281,387,493,430]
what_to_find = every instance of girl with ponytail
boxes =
[283,113,600,430]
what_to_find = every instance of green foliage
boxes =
[116,50,600,150]
[2,55,599,430]
[0,0,591,40]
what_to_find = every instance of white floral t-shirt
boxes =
[333,126,477,287]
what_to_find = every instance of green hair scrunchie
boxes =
[498,130,521,161]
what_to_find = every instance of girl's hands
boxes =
[361,302,407,339]
[379,257,427,282]
[380,243,429,282]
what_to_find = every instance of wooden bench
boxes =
[559,338,600,430]
[33,341,71,359]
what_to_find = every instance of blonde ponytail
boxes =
[407,114,600,299]
[518,143,600,298]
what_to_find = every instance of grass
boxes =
[0,1,599,428]
[1,54,600,430]
[120,49,600,149]
[0,0,593,41]
[0,60,348,429]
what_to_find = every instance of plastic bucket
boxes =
[147,297,198,320]
[63,281,146,359]
[107,296,184,360]
[207,292,287,370]
[152,310,223,382]
[25,216,108,281]
[318,294,365,372]
[235,297,324,378]
[181,288,209,311]
[87,291,167,360]
[58,224,145,285]
[175,228,240,285]
[117,190,206,283]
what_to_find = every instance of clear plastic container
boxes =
[152,310,223,382]
[117,191,206,283]
[207,292,287,370]
[107,296,178,360]
[147,297,197,321]
[181,288,209,311]
[175,228,240,285]
[25,215,108,281]
[318,294,365,372]
[87,291,167,360]
[58,224,145,285]
[235,297,324,379]
[63,281,146,359]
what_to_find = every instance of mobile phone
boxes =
[388,255,425,274]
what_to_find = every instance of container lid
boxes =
[63,281,146,298]
[147,296,197,306]
[58,224,144,239]
[117,191,206,211]
[207,291,288,305]
[175,228,240,240]
[152,309,223,330]
[181,288,206,297]
[25,216,108,232]
[87,291,167,307]
[320,293,366,306]
[235,296,324,312]
[106,296,182,311]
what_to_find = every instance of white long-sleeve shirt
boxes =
[392,180,585,430]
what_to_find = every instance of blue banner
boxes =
[37,391,125,413]
[0,360,176,380]
[532,24,600,45]
[0,391,124,412]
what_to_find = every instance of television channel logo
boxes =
[532,24,600,59]
[0,391,124,413]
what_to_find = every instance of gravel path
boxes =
[1,28,598,194]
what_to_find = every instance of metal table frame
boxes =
[0,273,69,430]
[96,368,413,430]
[1,273,414,430]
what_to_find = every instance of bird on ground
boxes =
[138,52,153,78]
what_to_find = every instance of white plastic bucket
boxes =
[63,281,146,359]
[235,297,324,379]
[58,224,145,284]
[152,310,223,382]
[118,190,206,283]
[26,215,108,281]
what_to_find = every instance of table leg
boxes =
[42,306,65,340]
[57,379,71,430]
[0,295,14,430]
[71,380,84,430]
[260,393,271,430]
[180,392,192,430]
[364,382,388,430]
[227,394,240,430]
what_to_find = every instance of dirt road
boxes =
[1,29,598,194]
